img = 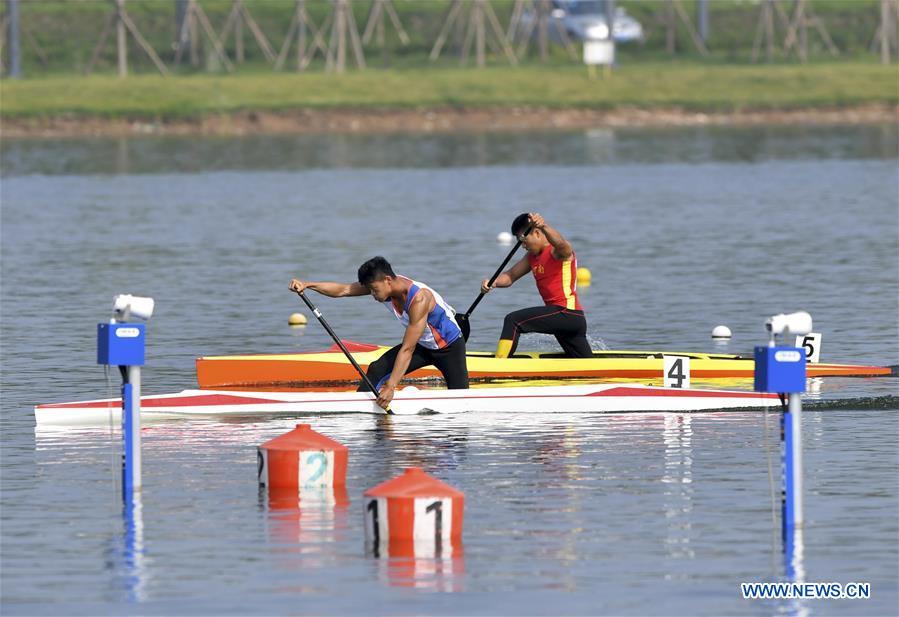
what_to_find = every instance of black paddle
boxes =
[457,226,532,342]
[294,289,394,415]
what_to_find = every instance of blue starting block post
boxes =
[754,311,811,582]
[97,295,154,501]
[755,311,811,534]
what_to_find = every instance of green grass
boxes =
[1,62,896,120]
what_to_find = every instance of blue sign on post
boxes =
[755,342,807,579]
[754,346,806,393]
[97,321,146,501]
[98,323,146,366]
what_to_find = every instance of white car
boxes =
[518,0,645,44]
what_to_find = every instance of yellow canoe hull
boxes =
[195,341,893,388]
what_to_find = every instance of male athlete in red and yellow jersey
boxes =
[480,213,592,359]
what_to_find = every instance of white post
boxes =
[783,391,802,531]
[123,365,142,495]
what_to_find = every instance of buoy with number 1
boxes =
[364,467,464,557]
[258,424,348,489]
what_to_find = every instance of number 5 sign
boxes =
[795,332,822,363]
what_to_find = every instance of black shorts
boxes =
[359,336,469,391]
[500,305,592,358]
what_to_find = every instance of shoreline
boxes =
[2,105,896,138]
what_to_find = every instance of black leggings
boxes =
[501,305,592,358]
[359,337,469,391]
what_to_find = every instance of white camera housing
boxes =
[766,311,812,338]
[112,294,155,322]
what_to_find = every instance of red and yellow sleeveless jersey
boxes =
[527,245,582,310]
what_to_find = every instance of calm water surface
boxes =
[2,125,897,615]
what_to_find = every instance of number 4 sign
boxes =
[795,332,822,363]
[663,356,691,389]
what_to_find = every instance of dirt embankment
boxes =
[2,105,896,138]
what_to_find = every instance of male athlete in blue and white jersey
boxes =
[289,256,468,408]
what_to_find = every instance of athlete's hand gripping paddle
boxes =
[457,226,532,342]
[294,289,394,415]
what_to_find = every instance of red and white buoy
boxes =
[363,467,464,557]
[257,424,348,489]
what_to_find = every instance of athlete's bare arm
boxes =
[289,279,368,297]
[530,213,573,260]
[377,290,431,409]
[481,256,531,293]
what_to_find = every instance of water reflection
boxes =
[3,125,895,177]
[662,414,695,570]
[105,494,148,603]
[530,423,582,471]
[115,137,130,175]
[370,416,470,472]
[261,485,351,574]
[782,527,809,617]
[368,537,465,591]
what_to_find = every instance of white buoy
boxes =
[496,231,514,245]
[711,325,732,340]
[289,313,308,326]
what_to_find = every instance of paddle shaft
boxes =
[464,240,522,317]
[295,290,394,415]
[458,226,531,341]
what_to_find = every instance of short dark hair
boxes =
[511,213,532,237]
[357,256,396,286]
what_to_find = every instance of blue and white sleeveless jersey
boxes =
[382,276,461,350]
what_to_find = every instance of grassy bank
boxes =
[2,62,896,121]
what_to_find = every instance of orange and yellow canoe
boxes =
[195,341,895,388]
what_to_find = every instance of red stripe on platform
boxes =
[39,394,288,409]
[588,387,778,399]
[37,387,779,410]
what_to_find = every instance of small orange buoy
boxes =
[258,424,348,489]
[363,467,464,555]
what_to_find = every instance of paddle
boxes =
[294,289,394,415]
[457,226,532,342]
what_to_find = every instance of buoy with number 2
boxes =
[364,467,464,556]
[258,424,348,489]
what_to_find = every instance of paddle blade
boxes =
[457,313,471,342]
